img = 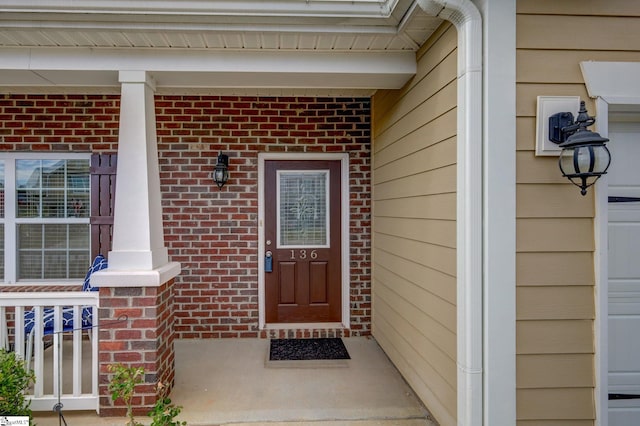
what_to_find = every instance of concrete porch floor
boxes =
[34,336,438,426]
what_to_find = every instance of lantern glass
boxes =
[559,144,610,177]
[559,143,611,195]
[213,153,229,189]
[214,167,227,183]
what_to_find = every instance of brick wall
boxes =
[0,94,372,339]
[0,94,120,151]
[98,281,176,416]
[156,95,372,338]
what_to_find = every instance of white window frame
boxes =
[0,152,91,285]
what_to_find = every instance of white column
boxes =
[93,71,180,287]
[108,70,168,270]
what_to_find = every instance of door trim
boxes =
[582,60,640,426]
[257,152,350,330]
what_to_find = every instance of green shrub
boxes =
[148,381,186,426]
[0,348,35,422]
[108,364,186,426]
[107,363,145,426]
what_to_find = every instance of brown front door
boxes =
[264,160,342,323]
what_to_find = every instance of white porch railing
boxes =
[0,292,100,412]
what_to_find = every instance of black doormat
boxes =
[269,338,350,361]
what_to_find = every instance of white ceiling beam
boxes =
[0,47,415,89]
[2,47,415,74]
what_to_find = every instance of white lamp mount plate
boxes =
[535,96,581,156]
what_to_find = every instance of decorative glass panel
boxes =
[16,159,90,218]
[278,171,328,247]
[18,224,90,280]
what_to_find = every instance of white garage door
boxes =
[608,122,640,425]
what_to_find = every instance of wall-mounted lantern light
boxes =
[549,101,611,196]
[212,153,229,190]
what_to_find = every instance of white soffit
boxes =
[0,0,440,90]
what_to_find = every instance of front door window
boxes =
[278,170,329,247]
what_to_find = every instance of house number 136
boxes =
[290,250,318,260]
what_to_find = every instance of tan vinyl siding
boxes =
[516,1,640,424]
[372,22,457,426]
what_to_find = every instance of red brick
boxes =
[1,94,372,342]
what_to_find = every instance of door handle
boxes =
[265,250,273,273]
[609,393,640,400]
[608,196,640,203]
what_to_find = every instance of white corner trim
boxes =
[257,152,350,330]
[592,97,610,426]
[416,0,484,424]
[481,0,516,425]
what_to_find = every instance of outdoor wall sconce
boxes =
[549,101,611,196]
[212,153,229,189]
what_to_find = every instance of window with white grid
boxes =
[0,154,91,283]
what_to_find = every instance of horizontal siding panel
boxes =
[374,164,456,200]
[374,316,456,426]
[375,216,456,248]
[517,49,640,84]
[374,192,456,221]
[517,184,594,218]
[375,82,457,147]
[374,282,457,384]
[517,15,640,51]
[516,320,593,355]
[517,252,594,287]
[373,22,458,425]
[375,263,456,332]
[517,421,593,426]
[517,388,594,421]
[516,84,591,117]
[516,151,573,184]
[516,116,535,151]
[374,234,456,278]
[371,89,398,120]
[416,23,456,71]
[374,281,456,359]
[374,53,456,137]
[373,246,456,303]
[374,108,456,165]
[517,354,595,389]
[517,286,594,320]
[374,138,456,184]
[516,218,595,252]
[518,0,640,16]
[374,23,455,122]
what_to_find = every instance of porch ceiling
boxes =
[0,0,443,94]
